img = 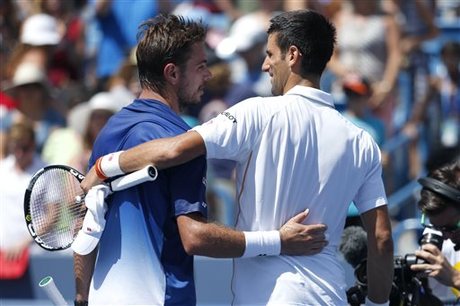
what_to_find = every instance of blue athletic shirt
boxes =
[87,99,208,305]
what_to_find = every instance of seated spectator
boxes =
[0,122,46,299]
[404,41,460,178]
[42,91,119,173]
[6,13,63,83]
[341,74,386,147]
[3,62,66,153]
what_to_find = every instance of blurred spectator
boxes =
[87,0,168,91]
[42,91,119,173]
[216,12,271,98]
[105,47,139,108]
[6,13,64,82]
[328,0,402,136]
[283,0,342,19]
[37,0,87,89]
[2,62,66,153]
[0,122,46,299]
[0,0,22,83]
[404,41,460,178]
[342,74,386,146]
[0,92,18,158]
[384,0,439,127]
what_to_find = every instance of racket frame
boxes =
[24,165,85,251]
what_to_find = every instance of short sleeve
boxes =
[353,135,388,214]
[192,97,267,162]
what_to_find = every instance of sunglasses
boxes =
[420,213,460,234]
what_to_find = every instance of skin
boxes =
[81,32,393,303]
[411,206,460,289]
[75,40,328,301]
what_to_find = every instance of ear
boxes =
[287,45,302,68]
[164,63,180,85]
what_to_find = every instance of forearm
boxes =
[361,207,394,303]
[366,244,394,302]
[178,210,326,258]
[180,220,246,258]
[74,249,98,301]
[119,131,206,173]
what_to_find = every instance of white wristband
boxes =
[365,297,389,306]
[100,151,125,177]
[242,231,281,258]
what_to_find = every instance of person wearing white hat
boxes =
[2,62,65,153]
[6,13,63,88]
[20,13,63,46]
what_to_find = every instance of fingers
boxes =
[287,208,309,224]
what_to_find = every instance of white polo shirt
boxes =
[193,85,387,305]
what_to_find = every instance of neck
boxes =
[139,89,180,113]
[283,75,320,94]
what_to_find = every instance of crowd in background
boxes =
[0,0,459,300]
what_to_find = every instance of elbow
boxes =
[376,229,394,257]
[180,223,207,256]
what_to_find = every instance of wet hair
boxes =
[267,10,336,77]
[136,14,207,95]
[419,160,460,215]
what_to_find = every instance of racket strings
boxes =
[29,168,85,249]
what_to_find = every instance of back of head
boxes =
[418,160,460,215]
[267,10,336,77]
[136,14,207,95]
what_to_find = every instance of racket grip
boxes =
[39,276,69,306]
[110,165,158,191]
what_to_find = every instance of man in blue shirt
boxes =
[74,14,328,306]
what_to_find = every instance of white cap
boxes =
[21,14,62,46]
[3,62,47,91]
[72,185,110,255]
[216,14,267,59]
[88,92,119,112]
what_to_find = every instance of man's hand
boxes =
[81,166,103,193]
[279,209,328,256]
[411,243,460,288]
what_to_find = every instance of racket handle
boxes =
[39,276,69,306]
[110,165,158,191]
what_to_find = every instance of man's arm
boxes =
[361,206,394,304]
[177,210,328,257]
[74,249,98,303]
[81,131,204,191]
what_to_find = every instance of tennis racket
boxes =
[24,164,158,251]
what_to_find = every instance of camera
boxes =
[348,230,444,306]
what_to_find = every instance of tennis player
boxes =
[83,10,394,306]
[74,14,329,306]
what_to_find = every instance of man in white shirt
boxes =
[82,10,394,305]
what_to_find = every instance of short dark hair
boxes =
[418,160,460,215]
[136,14,207,94]
[267,10,336,77]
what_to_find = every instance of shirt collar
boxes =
[285,85,335,108]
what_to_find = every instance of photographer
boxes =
[411,159,460,302]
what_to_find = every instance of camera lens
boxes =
[419,231,443,251]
